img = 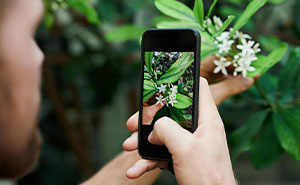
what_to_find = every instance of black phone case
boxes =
[138,28,201,161]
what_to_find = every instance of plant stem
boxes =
[254,81,276,110]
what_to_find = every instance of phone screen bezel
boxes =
[138,28,201,161]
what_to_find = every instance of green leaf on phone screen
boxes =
[232,0,267,33]
[174,93,192,109]
[169,108,189,127]
[145,52,153,74]
[143,80,157,102]
[154,0,196,22]
[157,53,193,85]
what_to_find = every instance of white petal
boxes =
[213,66,221,74]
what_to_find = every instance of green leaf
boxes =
[66,0,100,24]
[247,55,271,77]
[206,0,218,19]
[143,80,157,102]
[157,53,194,85]
[156,20,203,31]
[154,0,196,22]
[268,0,287,4]
[201,48,219,61]
[232,0,267,33]
[145,52,153,74]
[251,121,283,169]
[229,109,270,161]
[193,0,204,25]
[213,15,235,37]
[265,43,289,70]
[273,110,300,162]
[174,93,193,109]
[169,108,189,127]
[105,25,146,42]
[258,35,282,52]
[44,10,54,28]
[278,47,300,94]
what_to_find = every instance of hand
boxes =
[123,55,258,179]
[126,78,236,185]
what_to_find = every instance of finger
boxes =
[126,159,167,179]
[123,132,138,151]
[209,74,255,106]
[142,103,164,125]
[198,77,221,125]
[200,55,224,83]
[126,112,139,132]
[147,117,192,154]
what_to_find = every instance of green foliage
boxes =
[157,53,194,85]
[251,119,283,169]
[154,0,196,22]
[104,25,146,42]
[206,0,218,19]
[213,15,235,37]
[232,0,267,33]
[174,93,193,109]
[229,109,270,160]
[43,0,99,27]
[193,0,204,25]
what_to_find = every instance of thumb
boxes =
[210,74,255,106]
[148,117,193,155]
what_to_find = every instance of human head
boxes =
[0,0,44,178]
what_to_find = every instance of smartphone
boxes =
[138,29,201,161]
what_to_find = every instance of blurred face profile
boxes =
[0,0,44,178]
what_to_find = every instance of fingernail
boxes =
[243,77,254,86]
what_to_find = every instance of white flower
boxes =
[170,84,178,94]
[213,57,231,75]
[154,52,160,56]
[235,59,255,77]
[217,39,234,53]
[152,58,155,64]
[234,30,251,40]
[155,95,166,106]
[213,16,223,30]
[216,32,230,42]
[168,95,177,107]
[253,43,261,53]
[236,39,255,56]
[157,84,167,93]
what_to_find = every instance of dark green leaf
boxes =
[265,43,289,71]
[258,35,282,52]
[251,121,283,169]
[169,108,189,127]
[232,0,267,33]
[273,110,300,162]
[66,0,100,24]
[174,93,192,109]
[157,53,193,85]
[145,52,153,74]
[278,47,300,94]
[206,0,218,18]
[154,0,196,22]
[193,0,204,25]
[229,109,270,161]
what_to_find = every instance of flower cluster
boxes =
[155,83,178,107]
[204,16,261,77]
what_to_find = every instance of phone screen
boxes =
[138,29,200,160]
[142,51,195,129]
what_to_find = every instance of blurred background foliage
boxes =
[4,0,299,184]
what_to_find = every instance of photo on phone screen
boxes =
[142,51,194,129]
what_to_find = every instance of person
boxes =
[0,0,257,184]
